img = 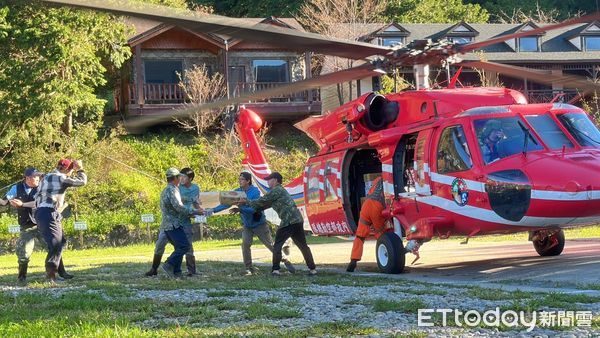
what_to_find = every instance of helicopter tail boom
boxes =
[236,107,305,207]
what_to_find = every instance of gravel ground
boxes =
[132,280,600,337]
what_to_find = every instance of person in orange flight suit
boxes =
[347,176,389,272]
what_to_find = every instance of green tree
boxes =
[465,0,598,22]
[385,0,489,23]
[141,0,189,8]
[188,0,303,17]
[0,1,131,178]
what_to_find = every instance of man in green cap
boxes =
[159,167,202,277]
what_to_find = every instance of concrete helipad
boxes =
[200,237,600,291]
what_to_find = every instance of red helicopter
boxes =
[43,0,600,273]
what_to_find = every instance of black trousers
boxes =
[272,222,316,271]
[35,207,66,269]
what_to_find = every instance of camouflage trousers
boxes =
[16,226,44,265]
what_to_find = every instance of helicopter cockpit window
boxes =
[525,114,573,149]
[474,117,543,164]
[557,113,600,148]
[436,125,472,174]
[306,163,321,203]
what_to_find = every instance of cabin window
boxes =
[525,114,573,149]
[144,60,183,83]
[557,113,600,148]
[585,36,600,51]
[324,159,339,202]
[474,117,543,164]
[252,60,289,83]
[518,37,539,52]
[381,37,405,46]
[306,163,321,203]
[437,125,473,174]
[448,36,472,44]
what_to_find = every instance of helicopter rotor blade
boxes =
[458,12,600,53]
[40,0,391,60]
[460,60,600,93]
[125,63,382,129]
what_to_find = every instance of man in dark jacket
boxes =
[0,167,44,283]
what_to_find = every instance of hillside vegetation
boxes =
[0,124,317,250]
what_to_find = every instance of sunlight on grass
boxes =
[371,298,426,313]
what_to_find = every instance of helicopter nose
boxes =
[523,153,600,222]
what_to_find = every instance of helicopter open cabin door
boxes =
[304,153,353,236]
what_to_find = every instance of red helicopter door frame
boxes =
[304,151,353,236]
[427,121,486,237]
[413,129,434,196]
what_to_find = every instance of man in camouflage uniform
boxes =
[145,167,200,277]
[241,172,316,276]
[159,168,201,278]
[0,167,44,284]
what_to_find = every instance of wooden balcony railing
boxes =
[525,89,580,104]
[232,82,320,102]
[127,83,186,104]
[126,82,321,105]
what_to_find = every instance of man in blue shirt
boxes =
[178,167,201,276]
[212,172,295,275]
[0,167,44,284]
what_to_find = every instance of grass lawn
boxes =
[0,234,597,336]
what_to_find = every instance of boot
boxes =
[346,259,358,272]
[46,264,59,284]
[161,261,177,278]
[185,254,197,277]
[57,258,74,280]
[145,254,162,277]
[283,259,296,274]
[17,262,28,284]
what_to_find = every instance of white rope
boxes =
[100,154,162,182]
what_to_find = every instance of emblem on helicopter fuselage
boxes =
[451,178,469,206]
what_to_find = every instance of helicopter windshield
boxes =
[556,113,600,148]
[524,114,574,149]
[474,116,543,164]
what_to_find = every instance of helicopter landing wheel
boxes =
[375,232,406,274]
[532,229,565,256]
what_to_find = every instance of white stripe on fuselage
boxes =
[429,172,600,202]
[531,190,600,201]
[401,194,599,227]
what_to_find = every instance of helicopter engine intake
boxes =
[359,93,399,132]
